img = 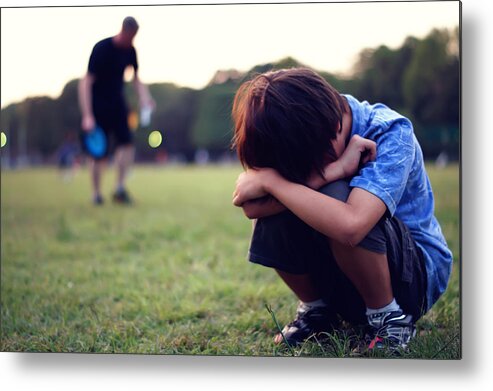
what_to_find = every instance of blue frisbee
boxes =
[83,125,107,158]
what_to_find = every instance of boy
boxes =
[231,68,453,351]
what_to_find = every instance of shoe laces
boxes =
[368,310,415,349]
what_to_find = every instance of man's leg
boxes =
[90,158,105,204]
[114,143,134,191]
[110,105,135,204]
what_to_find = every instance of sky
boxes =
[1,1,459,108]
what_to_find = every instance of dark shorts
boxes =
[249,180,428,325]
[81,104,133,159]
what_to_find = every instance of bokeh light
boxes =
[148,130,162,148]
[1,132,7,148]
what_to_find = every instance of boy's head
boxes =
[232,67,347,184]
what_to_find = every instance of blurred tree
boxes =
[0,27,459,164]
[58,79,82,134]
[403,28,459,125]
[403,28,459,159]
[23,97,61,157]
[112,81,200,162]
[144,83,198,162]
[352,37,418,111]
[191,79,237,156]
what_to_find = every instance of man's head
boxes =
[232,67,347,184]
[115,16,139,48]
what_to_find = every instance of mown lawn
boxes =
[0,164,460,358]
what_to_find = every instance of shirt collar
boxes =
[343,94,366,136]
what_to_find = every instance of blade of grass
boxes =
[431,332,460,359]
[265,303,296,356]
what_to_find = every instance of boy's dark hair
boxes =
[232,67,347,184]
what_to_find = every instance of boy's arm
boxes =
[307,135,377,189]
[240,159,345,219]
[240,196,286,219]
[266,176,386,246]
[234,169,386,246]
[237,135,376,219]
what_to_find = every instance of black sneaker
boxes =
[93,194,104,205]
[367,310,416,352]
[112,189,133,204]
[274,302,339,346]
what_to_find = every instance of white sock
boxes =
[366,298,401,316]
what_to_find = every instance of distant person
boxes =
[232,68,453,352]
[57,132,80,182]
[79,16,154,205]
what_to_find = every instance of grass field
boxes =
[1,164,460,358]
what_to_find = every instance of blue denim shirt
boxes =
[344,94,453,310]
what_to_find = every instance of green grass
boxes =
[1,164,460,358]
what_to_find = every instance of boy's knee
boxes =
[318,180,351,203]
[319,180,387,253]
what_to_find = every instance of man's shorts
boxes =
[248,180,428,325]
[81,104,133,160]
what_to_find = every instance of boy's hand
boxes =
[338,135,376,178]
[233,168,277,207]
[306,135,376,189]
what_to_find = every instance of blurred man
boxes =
[79,16,154,205]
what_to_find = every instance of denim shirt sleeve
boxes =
[350,120,415,216]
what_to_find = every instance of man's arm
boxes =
[78,73,96,132]
[132,73,155,109]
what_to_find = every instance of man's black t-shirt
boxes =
[88,37,138,112]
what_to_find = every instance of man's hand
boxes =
[133,74,156,111]
[232,168,278,207]
[78,73,96,132]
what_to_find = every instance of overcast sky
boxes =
[1,1,459,108]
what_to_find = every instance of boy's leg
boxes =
[275,270,321,302]
[273,270,340,345]
[318,181,427,350]
[330,242,393,310]
[248,179,427,348]
[249,205,341,345]
[249,180,365,345]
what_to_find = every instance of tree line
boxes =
[0,27,459,166]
